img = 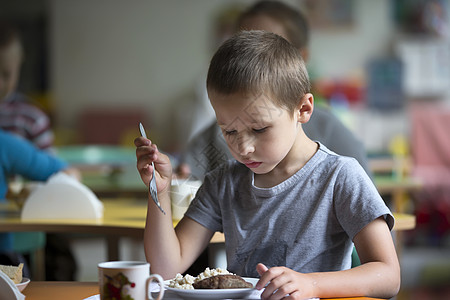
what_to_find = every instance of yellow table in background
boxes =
[0,198,415,245]
[0,198,415,280]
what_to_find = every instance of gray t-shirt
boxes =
[185,144,393,277]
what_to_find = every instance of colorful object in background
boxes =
[393,0,448,37]
[366,58,404,110]
[389,135,409,157]
[389,134,410,179]
[409,104,450,245]
[314,78,365,105]
[78,108,150,145]
[313,78,364,132]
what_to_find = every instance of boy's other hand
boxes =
[256,263,315,300]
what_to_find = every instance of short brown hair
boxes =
[206,30,310,112]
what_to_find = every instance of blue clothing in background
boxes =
[0,129,67,251]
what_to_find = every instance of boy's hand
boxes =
[256,263,315,300]
[134,136,172,194]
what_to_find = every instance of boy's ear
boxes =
[297,93,314,123]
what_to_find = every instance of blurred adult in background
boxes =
[0,21,77,281]
[179,0,371,181]
[169,5,245,156]
[0,21,54,151]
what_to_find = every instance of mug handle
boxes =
[146,274,165,300]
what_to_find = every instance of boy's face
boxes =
[210,91,307,175]
[0,41,22,101]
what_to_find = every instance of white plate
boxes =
[164,277,259,300]
[16,277,30,292]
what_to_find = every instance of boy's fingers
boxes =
[255,263,269,290]
[256,263,269,276]
[134,136,150,147]
[136,144,158,162]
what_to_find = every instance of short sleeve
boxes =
[333,158,393,240]
[184,167,225,232]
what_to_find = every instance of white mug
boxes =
[170,179,202,222]
[98,261,165,300]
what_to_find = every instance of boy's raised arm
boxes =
[135,136,214,279]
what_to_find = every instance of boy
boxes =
[135,31,400,299]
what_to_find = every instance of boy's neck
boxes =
[254,133,318,188]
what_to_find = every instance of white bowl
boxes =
[16,277,30,292]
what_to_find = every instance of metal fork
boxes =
[139,122,166,215]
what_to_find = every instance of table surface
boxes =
[22,281,382,300]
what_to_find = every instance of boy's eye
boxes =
[253,127,268,133]
[224,129,237,136]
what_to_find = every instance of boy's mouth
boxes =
[243,161,262,169]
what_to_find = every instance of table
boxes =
[0,198,415,251]
[1,199,224,254]
[23,281,98,300]
[0,198,416,250]
[1,198,150,280]
[0,199,145,265]
[22,281,383,300]
[1,198,415,280]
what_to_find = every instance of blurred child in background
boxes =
[0,21,53,150]
[0,21,76,281]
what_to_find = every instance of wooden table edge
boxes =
[24,281,383,300]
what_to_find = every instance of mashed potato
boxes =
[168,267,233,289]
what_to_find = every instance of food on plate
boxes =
[0,263,24,284]
[193,274,253,289]
[169,267,251,290]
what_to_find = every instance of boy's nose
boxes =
[237,136,255,156]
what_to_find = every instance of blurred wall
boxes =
[309,0,392,78]
[49,0,224,148]
[45,0,448,151]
